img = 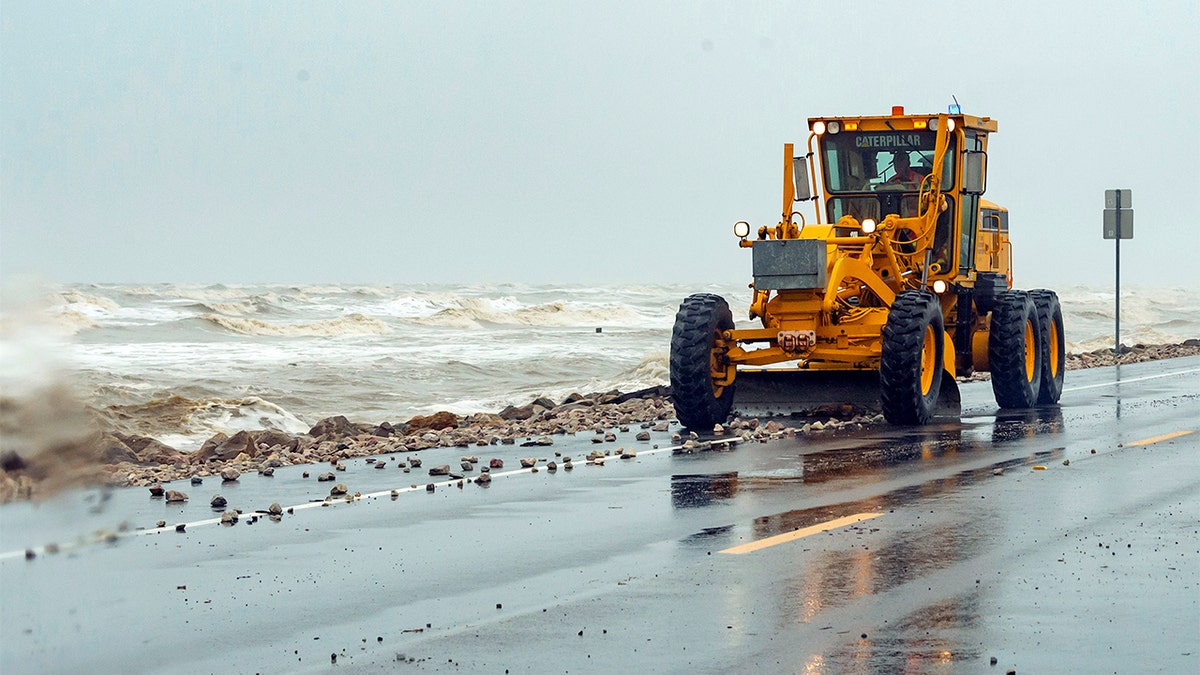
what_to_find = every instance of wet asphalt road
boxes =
[2,356,1198,674]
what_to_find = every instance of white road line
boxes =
[1063,366,1200,393]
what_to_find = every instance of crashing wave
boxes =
[201,312,390,337]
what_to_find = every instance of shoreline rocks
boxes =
[2,345,1198,503]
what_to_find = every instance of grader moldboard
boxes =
[670,106,1065,428]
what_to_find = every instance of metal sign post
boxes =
[1104,189,1133,354]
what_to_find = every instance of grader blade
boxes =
[729,369,961,420]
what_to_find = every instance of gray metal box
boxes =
[752,239,828,290]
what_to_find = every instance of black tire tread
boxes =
[670,293,735,430]
[989,291,1042,408]
[880,291,944,425]
[1030,289,1065,404]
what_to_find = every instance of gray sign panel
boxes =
[1103,208,1134,239]
[1105,189,1132,208]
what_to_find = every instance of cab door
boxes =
[975,207,1009,275]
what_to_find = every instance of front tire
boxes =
[1030,289,1065,404]
[880,291,945,425]
[670,294,735,430]
[989,291,1044,408]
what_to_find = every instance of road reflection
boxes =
[670,472,738,508]
[676,406,1068,669]
[990,406,1065,442]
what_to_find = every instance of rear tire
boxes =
[880,291,944,425]
[989,291,1043,408]
[1030,289,1065,404]
[670,294,735,430]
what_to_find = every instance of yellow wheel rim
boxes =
[1023,319,1036,381]
[920,324,936,395]
[1048,320,1060,378]
[709,334,727,398]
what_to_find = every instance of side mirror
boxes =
[792,157,812,201]
[964,151,987,195]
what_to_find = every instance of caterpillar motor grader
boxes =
[670,106,1065,428]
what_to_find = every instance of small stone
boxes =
[993,468,1004,476]
[268,503,283,516]
[220,468,240,482]
[489,458,504,469]
[429,465,451,476]
[335,462,346,471]
[190,476,203,486]
[475,473,492,486]
[563,461,573,471]
[317,472,335,482]
[149,484,165,497]
[426,483,435,492]
[462,455,478,464]
[375,462,386,469]
[547,461,558,472]
[156,520,167,528]
[330,483,349,496]
[408,457,423,468]
[519,458,537,468]
[990,656,998,665]
[221,510,238,525]
[175,523,186,532]
[259,466,275,477]
[460,461,474,472]
[604,432,616,442]
[165,490,188,503]
[391,490,399,499]
[635,431,650,441]
[210,495,228,508]
[621,449,636,459]
[25,549,35,560]
[302,471,310,478]
[1062,459,1070,466]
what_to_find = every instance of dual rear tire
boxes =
[989,289,1064,408]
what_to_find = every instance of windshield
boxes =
[820,130,956,193]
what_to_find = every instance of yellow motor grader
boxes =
[670,106,1064,427]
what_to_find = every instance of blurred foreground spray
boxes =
[0,277,106,502]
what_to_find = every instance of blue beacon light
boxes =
[948,103,962,114]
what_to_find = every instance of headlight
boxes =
[812,121,826,135]
[932,279,948,294]
[861,218,876,234]
[948,118,956,132]
[827,121,841,134]
[733,221,750,238]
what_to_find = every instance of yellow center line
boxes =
[719,512,884,555]
[1128,429,1194,447]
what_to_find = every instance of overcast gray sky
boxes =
[2,1,1197,287]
